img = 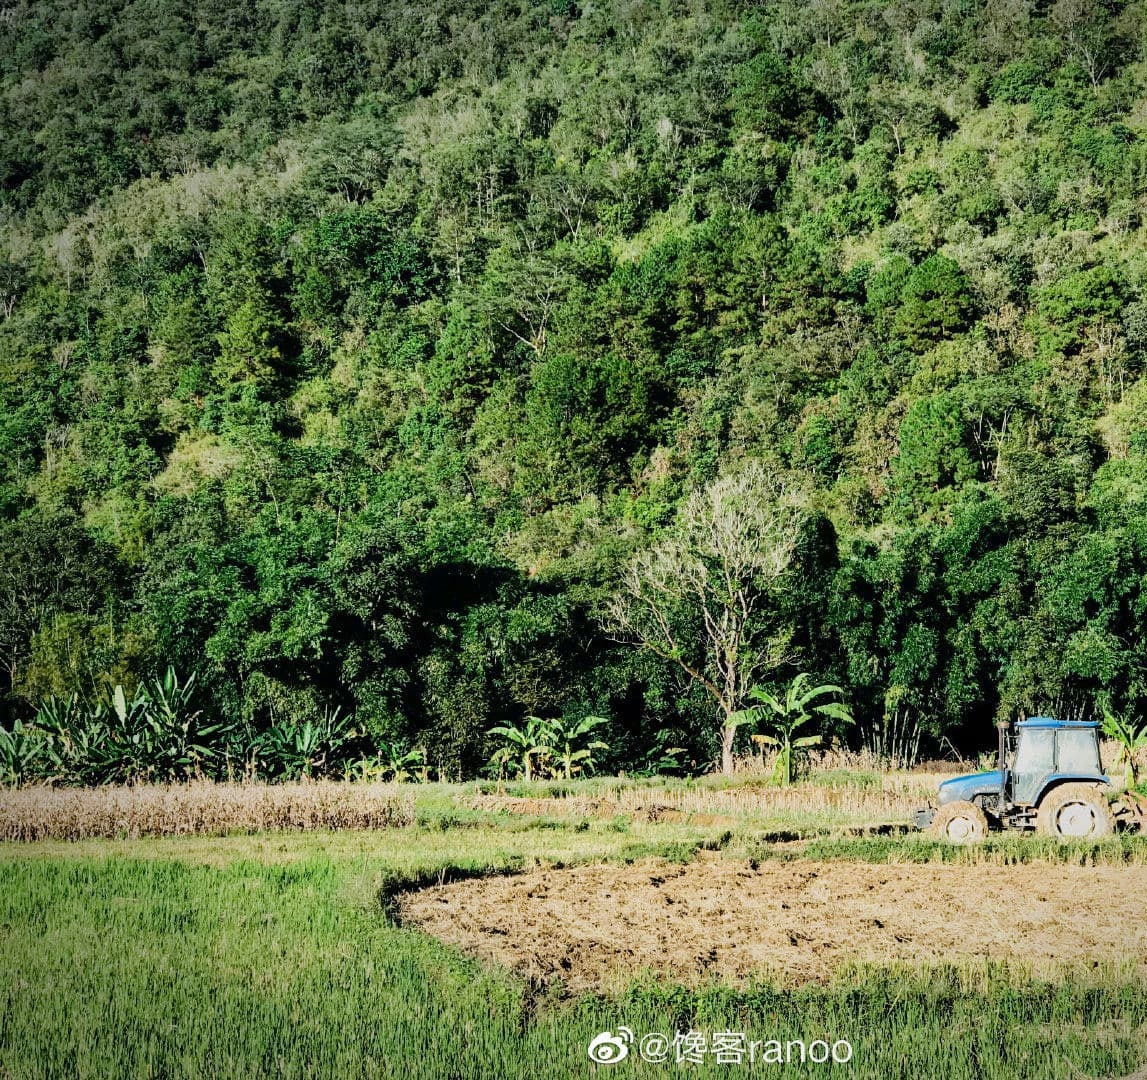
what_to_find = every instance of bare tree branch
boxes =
[604,462,809,774]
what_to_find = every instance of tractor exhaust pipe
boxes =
[997,720,1009,806]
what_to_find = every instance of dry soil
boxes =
[398,852,1147,991]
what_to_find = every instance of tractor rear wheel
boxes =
[1036,783,1115,839]
[930,800,988,843]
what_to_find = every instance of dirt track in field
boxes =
[398,853,1147,991]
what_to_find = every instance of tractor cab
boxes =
[1006,718,1105,807]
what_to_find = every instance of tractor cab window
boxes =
[1012,728,1055,805]
[1056,728,1101,774]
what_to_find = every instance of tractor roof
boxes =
[1017,717,1099,729]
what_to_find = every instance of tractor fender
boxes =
[1032,773,1111,808]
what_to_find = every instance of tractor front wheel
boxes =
[930,800,988,844]
[1036,783,1115,839]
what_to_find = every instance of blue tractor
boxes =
[914,717,1145,842]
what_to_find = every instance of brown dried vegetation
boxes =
[462,773,937,828]
[0,781,414,840]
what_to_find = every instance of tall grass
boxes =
[740,833,1147,866]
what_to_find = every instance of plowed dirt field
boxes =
[398,853,1147,991]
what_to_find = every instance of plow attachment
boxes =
[1115,790,1147,833]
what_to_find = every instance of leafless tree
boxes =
[606,462,809,775]
[1051,0,1114,88]
[480,248,573,357]
[529,172,594,242]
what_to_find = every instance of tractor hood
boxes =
[938,770,1003,806]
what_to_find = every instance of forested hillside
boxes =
[3,0,1147,779]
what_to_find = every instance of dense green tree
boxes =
[893,394,979,520]
[894,257,974,351]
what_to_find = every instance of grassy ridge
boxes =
[1,824,1146,1079]
[747,834,1147,866]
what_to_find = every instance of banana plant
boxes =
[29,679,207,783]
[1100,703,1147,789]
[0,719,49,786]
[413,746,433,783]
[545,714,609,780]
[487,716,554,782]
[99,683,161,782]
[30,693,89,780]
[257,721,322,779]
[634,729,687,777]
[257,706,358,779]
[101,680,215,783]
[732,674,853,785]
[144,667,198,723]
[135,669,228,780]
[377,740,426,782]
[343,755,386,783]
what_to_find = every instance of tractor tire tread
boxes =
[930,799,989,844]
[1036,782,1115,839]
